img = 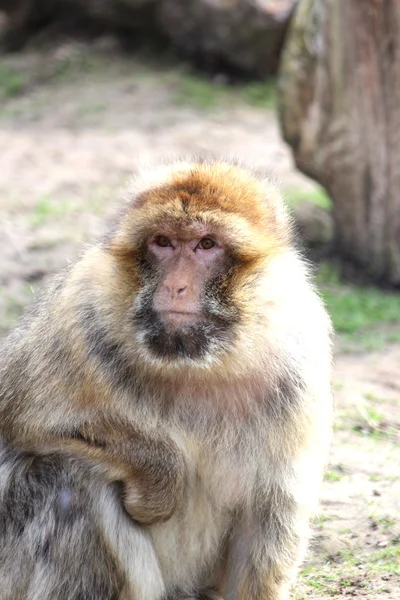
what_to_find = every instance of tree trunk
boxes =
[278,0,400,286]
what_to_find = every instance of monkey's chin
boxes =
[135,312,229,365]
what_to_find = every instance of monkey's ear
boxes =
[258,177,292,234]
[221,160,291,232]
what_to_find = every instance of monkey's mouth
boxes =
[134,303,232,362]
[159,311,200,326]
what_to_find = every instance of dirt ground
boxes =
[0,43,399,599]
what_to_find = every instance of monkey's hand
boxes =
[123,475,181,525]
[77,420,186,526]
[121,434,186,525]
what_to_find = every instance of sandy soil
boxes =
[0,42,399,599]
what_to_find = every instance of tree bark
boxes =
[278,0,400,286]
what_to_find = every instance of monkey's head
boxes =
[105,160,292,370]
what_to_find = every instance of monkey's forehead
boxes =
[125,160,286,231]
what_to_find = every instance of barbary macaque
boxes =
[0,159,332,600]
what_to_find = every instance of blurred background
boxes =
[0,1,399,598]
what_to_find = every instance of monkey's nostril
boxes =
[177,287,187,296]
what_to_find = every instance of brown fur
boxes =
[0,159,332,599]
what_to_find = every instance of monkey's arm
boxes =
[223,374,331,598]
[78,418,186,524]
[2,417,185,525]
[0,312,185,525]
[223,482,310,600]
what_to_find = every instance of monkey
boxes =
[0,158,333,600]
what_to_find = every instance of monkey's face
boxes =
[133,227,239,364]
[109,161,290,367]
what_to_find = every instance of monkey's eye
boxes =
[154,235,172,248]
[198,237,215,250]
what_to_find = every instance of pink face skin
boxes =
[148,233,226,326]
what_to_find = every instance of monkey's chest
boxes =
[149,441,257,591]
[201,445,258,509]
[149,476,230,592]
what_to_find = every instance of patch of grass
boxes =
[350,405,396,439]
[2,296,25,323]
[338,549,358,564]
[29,196,75,228]
[78,102,107,117]
[49,51,106,84]
[333,381,344,391]
[284,186,332,210]
[313,513,334,525]
[325,471,342,482]
[345,391,397,440]
[0,49,111,109]
[340,329,400,352]
[0,66,26,97]
[362,405,386,427]
[173,74,222,109]
[297,549,397,597]
[352,425,395,441]
[297,540,400,596]
[25,184,116,230]
[173,70,278,110]
[323,286,400,334]
[318,263,400,334]
[0,286,34,332]
[316,262,400,350]
[27,237,66,250]
[348,400,388,439]
[368,545,400,575]
[297,564,352,595]
[241,79,277,109]
[28,193,105,228]
[370,516,396,530]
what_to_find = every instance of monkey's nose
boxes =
[165,285,187,299]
